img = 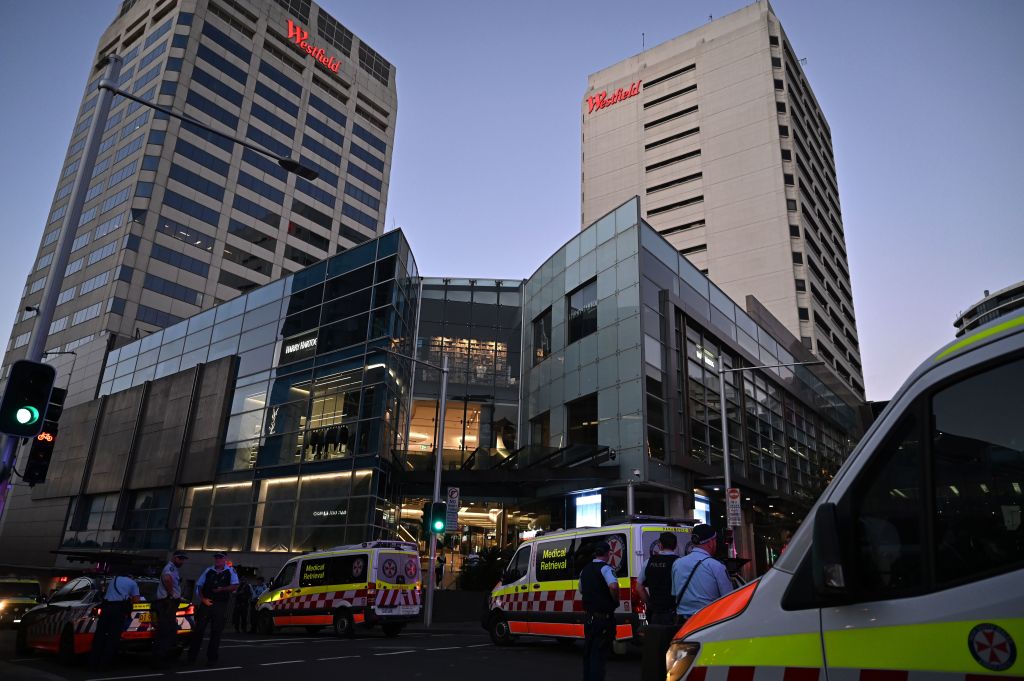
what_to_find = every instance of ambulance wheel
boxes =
[15,625,32,656]
[488,612,516,646]
[257,612,275,636]
[305,626,323,634]
[382,623,403,638]
[58,625,77,665]
[332,610,355,638]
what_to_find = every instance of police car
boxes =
[0,578,42,628]
[255,540,422,638]
[485,520,694,648]
[15,575,194,661]
[666,312,1024,680]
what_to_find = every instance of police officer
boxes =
[155,550,188,666]
[188,552,239,665]
[90,569,140,670]
[248,576,268,633]
[638,533,680,681]
[671,524,733,624]
[579,541,618,681]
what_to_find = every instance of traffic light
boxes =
[22,429,56,485]
[428,501,447,535]
[0,360,56,438]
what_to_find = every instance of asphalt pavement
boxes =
[0,624,641,681]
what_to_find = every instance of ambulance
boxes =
[255,540,421,638]
[666,312,1024,680]
[485,519,694,648]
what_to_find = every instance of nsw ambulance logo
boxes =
[968,623,1016,671]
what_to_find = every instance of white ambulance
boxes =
[485,519,694,648]
[667,312,1024,680]
[255,540,421,638]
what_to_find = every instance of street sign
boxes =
[445,486,460,531]
[726,487,742,526]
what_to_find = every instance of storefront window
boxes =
[567,279,597,343]
[533,307,551,365]
[566,393,598,446]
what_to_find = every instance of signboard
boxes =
[585,80,642,114]
[279,329,318,364]
[286,20,342,73]
[726,487,742,527]
[445,487,460,531]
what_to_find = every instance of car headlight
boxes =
[666,641,701,681]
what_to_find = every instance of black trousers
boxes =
[641,615,681,681]
[90,600,130,668]
[153,598,180,662]
[188,601,228,663]
[232,601,249,632]
[582,612,614,681]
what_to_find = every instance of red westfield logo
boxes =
[287,19,341,73]
[586,80,642,114]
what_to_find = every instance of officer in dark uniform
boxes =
[188,552,239,665]
[579,541,618,681]
[639,532,680,681]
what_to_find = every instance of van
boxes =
[484,519,694,648]
[255,540,421,638]
[666,312,1024,680]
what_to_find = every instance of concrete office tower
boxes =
[582,1,864,398]
[4,0,395,374]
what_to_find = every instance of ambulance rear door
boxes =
[815,349,1024,678]
[372,551,421,616]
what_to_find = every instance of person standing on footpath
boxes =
[671,524,733,625]
[154,551,188,667]
[90,569,140,670]
[638,532,680,681]
[188,552,238,665]
[248,576,268,633]
[232,575,252,633]
[579,541,619,681]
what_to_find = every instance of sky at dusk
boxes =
[0,0,1021,402]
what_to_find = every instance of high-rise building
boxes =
[581,1,864,398]
[4,0,396,374]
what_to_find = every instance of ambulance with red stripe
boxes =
[485,520,694,648]
[255,540,421,638]
[666,313,1024,680]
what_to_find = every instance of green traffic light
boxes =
[432,519,445,532]
[15,406,39,425]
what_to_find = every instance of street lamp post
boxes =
[376,347,448,627]
[717,360,824,558]
[0,58,319,519]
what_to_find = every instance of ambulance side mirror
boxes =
[812,502,849,596]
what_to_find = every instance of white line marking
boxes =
[260,660,305,666]
[465,643,491,647]
[374,650,415,656]
[426,646,462,651]
[87,674,165,681]
[176,667,242,674]
[11,658,43,663]
[317,655,360,661]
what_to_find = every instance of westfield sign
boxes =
[287,19,341,73]
[586,80,642,114]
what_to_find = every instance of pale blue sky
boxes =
[1,1,1021,401]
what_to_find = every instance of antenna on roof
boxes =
[708,14,713,22]
[799,57,808,66]
[642,32,645,50]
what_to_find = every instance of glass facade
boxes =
[99,230,418,550]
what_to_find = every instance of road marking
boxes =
[11,658,43,662]
[317,655,360,661]
[465,643,491,648]
[374,650,415,656]
[176,667,242,674]
[87,674,165,681]
[260,660,305,666]
[426,646,463,651]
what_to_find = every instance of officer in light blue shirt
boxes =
[671,524,733,620]
[90,572,140,670]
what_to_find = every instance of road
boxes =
[0,625,641,681]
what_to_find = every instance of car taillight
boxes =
[176,605,194,616]
[91,606,102,617]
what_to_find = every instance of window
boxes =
[790,224,800,237]
[50,577,94,604]
[850,416,923,595]
[342,202,377,230]
[347,162,382,191]
[771,57,782,68]
[784,173,795,186]
[574,532,628,577]
[36,252,54,271]
[798,307,809,320]
[566,393,598,446]
[196,44,247,86]
[779,125,790,137]
[781,148,792,161]
[787,199,798,212]
[567,279,597,343]
[503,544,531,583]
[535,538,574,582]
[350,143,385,172]
[299,554,369,587]
[533,307,552,365]
[272,561,298,589]
[72,302,103,326]
[777,101,787,113]
[792,252,803,265]
[795,279,806,292]
[932,357,1024,585]
[56,287,76,306]
[774,78,784,90]
[769,35,780,46]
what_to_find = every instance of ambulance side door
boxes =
[820,354,1024,679]
[498,543,533,633]
[265,560,299,614]
[529,536,576,635]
